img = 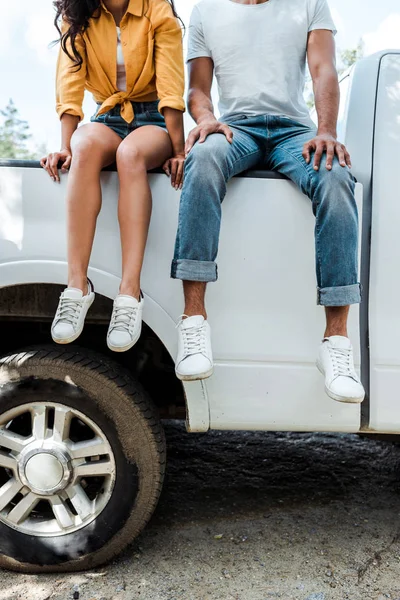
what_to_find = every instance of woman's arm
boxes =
[162,107,185,189]
[41,114,79,182]
[153,3,186,188]
[42,20,86,181]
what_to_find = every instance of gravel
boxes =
[1,421,400,599]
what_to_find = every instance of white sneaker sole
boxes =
[175,366,214,382]
[107,327,142,353]
[51,295,95,345]
[316,361,365,404]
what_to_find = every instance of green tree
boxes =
[338,40,365,75]
[0,99,35,159]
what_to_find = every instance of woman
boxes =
[41,0,185,352]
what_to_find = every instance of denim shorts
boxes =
[90,100,167,140]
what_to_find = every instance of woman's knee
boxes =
[71,125,117,168]
[116,142,147,174]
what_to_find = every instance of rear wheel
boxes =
[0,346,166,572]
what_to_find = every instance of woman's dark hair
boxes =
[54,0,183,69]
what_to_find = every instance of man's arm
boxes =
[185,58,233,155]
[303,29,351,171]
[187,57,215,123]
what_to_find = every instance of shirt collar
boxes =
[100,0,144,17]
[127,0,144,16]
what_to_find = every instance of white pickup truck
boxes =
[0,50,398,573]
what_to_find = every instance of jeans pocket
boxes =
[225,114,248,123]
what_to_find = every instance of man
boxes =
[170,0,365,404]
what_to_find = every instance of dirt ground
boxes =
[1,421,400,600]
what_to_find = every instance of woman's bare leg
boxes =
[67,123,121,293]
[116,126,172,298]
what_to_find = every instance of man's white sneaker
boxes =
[107,294,143,352]
[316,336,365,404]
[51,281,95,344]
[175,315,214,381]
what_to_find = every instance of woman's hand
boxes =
[163,153,185,190]
[40,148,72,182]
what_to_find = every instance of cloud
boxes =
[0,0,57,63]
[0,4,20,52]
[363,13,400,55]
[25,13,58,66]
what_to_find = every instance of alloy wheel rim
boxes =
[0,402,116,537]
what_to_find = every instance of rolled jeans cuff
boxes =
[171,259,218,282]
[317,283,362,307]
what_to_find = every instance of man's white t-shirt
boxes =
[187,0,336,127]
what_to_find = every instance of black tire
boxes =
[0,345,166,573]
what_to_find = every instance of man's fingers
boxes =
[302,136,351,171]
[184,135,195,156]
[336,144,346,168]
[313,143,325,171]
[302,142,312,164]
[345,149,352,168]
[220,124,233,143]
[185,129,200,155]
[198,128,210,144]
[325,142,335,170]
[40,157,47,169]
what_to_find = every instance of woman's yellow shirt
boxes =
[56,0,185,123]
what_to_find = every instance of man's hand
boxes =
[40,148,72,182]
[163,154,185,190]
[302,133,352,172]
[185,119,233,156]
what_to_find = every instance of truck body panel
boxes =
[369,53,400,432]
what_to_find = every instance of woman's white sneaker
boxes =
[175,315,214,381]
[51,281,95,344]
[316,336,365,404]
[107,294,143,353]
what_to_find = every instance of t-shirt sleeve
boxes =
[308,0,337,35]
[187,5,212,62]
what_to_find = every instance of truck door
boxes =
[367,52,400,432]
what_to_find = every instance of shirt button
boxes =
[123,41,127,46]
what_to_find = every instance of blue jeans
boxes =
[171,115,361,306]
[90,101,166,139]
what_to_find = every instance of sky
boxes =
[0,0,399,154]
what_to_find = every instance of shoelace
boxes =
[329,347,355,379]
[55,297,83,327]
[177,317,207,356]
[110,306,138,333]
